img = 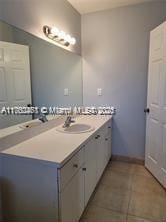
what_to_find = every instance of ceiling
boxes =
[67,0,159,14]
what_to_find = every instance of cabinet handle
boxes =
[144,108,150,113]
[108,126,111,129]
[82,167,86,171]
[95,135,100,139]
[73,164,78,168]
[105,138,108,141]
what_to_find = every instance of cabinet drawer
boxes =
[58,148,84,191]
[103,121,112,138]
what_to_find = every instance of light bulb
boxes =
[50,27,59,36]
[58,31,66,40]
[64,34,72,43]
[70,37,76,45]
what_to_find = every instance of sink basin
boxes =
[57,123,95,134]
[19,121,42,129]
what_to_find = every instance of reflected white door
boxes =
[145,22,166,188]
[0,41,32,128]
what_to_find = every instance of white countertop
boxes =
[2,115,112,166]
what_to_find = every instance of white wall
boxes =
[82,2,166,160]
[0,21,14,42]
[0,0,81,54]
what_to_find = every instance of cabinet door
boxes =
[104,137,111,163]
[74,168,84,222]
[96,124,112,182]
[60,179,74,222]
[108,125,112,159]
[60,168,84,222]
[84,138,97,206]
[108,136,112,160]
[105,125,112,163]
[96,132,105,182]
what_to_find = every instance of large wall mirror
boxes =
[0,20,83,129]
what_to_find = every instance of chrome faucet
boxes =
[38,113,48,123]
[63,116,75,128]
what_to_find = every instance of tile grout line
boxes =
[125,214,128,222]
[127,212,159,222]
[91,202,128,216]
[125,166,136,222]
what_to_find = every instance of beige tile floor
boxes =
[80,161,166,222]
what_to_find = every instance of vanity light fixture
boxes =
[43,25,76,47]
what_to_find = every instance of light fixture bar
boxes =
[43,25,76,47]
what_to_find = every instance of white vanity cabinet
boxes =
[84,121,112,205]
[1,118,112,222]
[59,120,112,222]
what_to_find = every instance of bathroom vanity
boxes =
[1,116,112,222]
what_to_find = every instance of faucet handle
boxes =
[38,113,48,123]
[67,115,75,122]
[71,119,75,123]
